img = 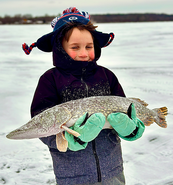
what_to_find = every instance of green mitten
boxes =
[65,112,105,151]
[64,133,88,151]
[107,103,145,141]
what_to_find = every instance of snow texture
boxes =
[0,22,173,185]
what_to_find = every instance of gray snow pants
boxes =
[56,171,125,185]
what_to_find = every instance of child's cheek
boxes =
[68,51,77,60]
[89,51,95,60]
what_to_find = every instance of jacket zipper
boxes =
[81,67,102,182]
[81,68,89,97]
[92,140,102,182]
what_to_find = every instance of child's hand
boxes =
[107,103,145,140]
[65,113,105,151]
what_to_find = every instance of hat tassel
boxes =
[22,42,37,55]
[104,33,114,47]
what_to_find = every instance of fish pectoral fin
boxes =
[129,98,148,107]
[61,125,80,137]
[56,133,68,152]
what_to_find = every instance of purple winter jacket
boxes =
[30,34,126,184]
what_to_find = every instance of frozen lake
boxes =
[0,22,173,184]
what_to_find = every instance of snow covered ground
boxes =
[0,22,173,185]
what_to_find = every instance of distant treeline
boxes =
[91,13,173,23]
[0,13,173,24]
[0,14,57,24]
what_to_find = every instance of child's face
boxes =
[62,27,95,62]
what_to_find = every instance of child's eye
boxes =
[86,46,93,49]
[71,46,79,50]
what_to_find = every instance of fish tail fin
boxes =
[153,107,168,128]
[143,116,155,126]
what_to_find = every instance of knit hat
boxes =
[22,7,114,55]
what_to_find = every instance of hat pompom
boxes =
[63,7,80,14]
[51,7,90,31]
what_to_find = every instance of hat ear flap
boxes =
[36,32,54,52]
[93,31,114,48]
[22,32,55,55]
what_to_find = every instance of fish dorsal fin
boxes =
[56,133,68,152]
[129,98,148,107]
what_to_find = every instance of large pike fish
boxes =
[6,96,168,152]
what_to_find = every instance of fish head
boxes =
[6,106,72,140]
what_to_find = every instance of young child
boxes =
[23,7,145,185]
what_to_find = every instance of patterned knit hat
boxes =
[22,7,114,55]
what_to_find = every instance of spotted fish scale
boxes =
[69,97,161,123]
[6,96,168,152]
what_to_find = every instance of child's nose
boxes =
[79,48,87,57]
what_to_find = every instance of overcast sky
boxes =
[0,0,173,16]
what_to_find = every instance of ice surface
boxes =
[0,22,173,185]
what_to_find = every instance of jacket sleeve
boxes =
[31,69,60,149]
[103,67,126,97]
